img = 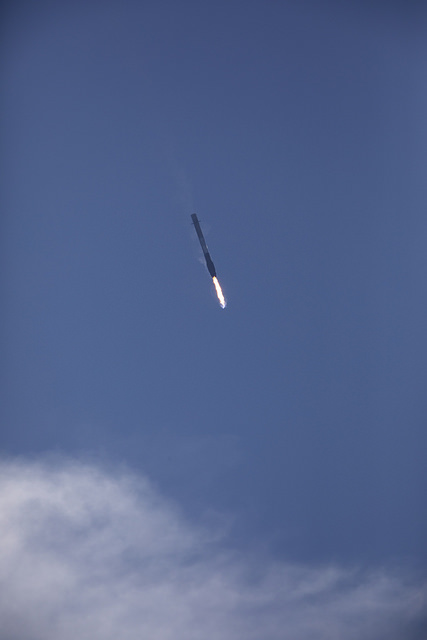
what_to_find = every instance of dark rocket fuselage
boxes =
[191,214,217,278]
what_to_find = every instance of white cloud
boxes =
[0,456,425,640]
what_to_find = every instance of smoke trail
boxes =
[0,457,426,640]
[213,276,226,308]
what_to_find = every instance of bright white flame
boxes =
[212,276,226,308]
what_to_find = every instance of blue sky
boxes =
[2,1,427,637]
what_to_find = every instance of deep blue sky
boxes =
[2,0,427,574]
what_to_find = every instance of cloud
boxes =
[0,457,425,640]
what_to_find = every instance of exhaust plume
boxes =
[213,276,226,308]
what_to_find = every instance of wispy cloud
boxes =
[0,457,425,640]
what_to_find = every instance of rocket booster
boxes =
[191,213,217,278]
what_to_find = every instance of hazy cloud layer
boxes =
[0,457,425,640]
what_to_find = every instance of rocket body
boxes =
[191,214,217,278]
[205,254,217,279]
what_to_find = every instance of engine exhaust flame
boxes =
[212,276,226,308]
